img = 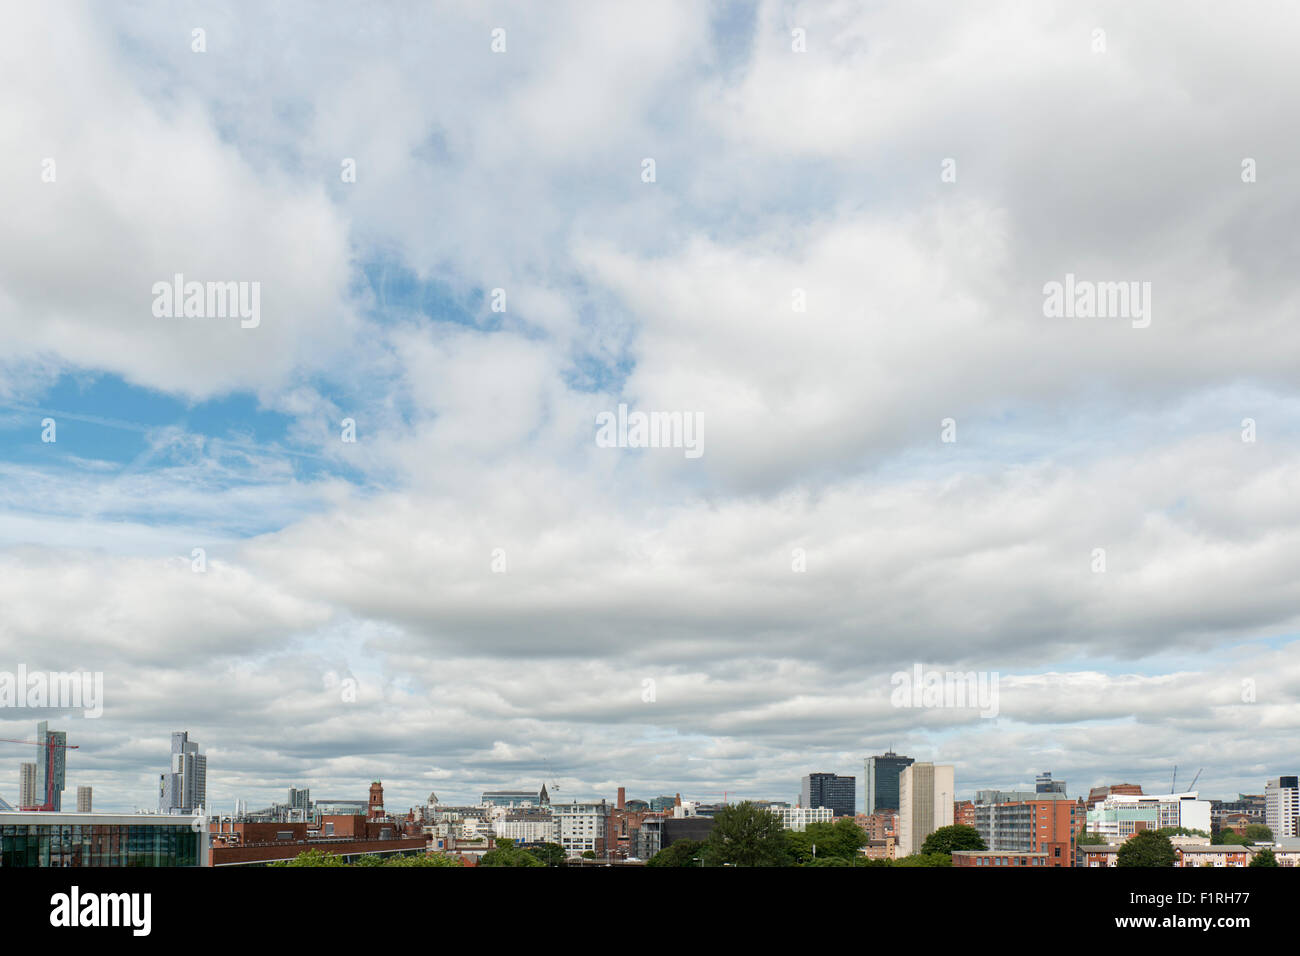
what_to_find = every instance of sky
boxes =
[1,0,1298,814]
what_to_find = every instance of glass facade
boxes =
[0,823,200,867]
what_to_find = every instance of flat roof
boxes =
[0,811,203,826]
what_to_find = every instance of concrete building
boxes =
[1035,772,1066,794]
[801,772,855,818]
[1086,791,1211,840]
[898,762,955,856]
[76,786,92,813]
[1265,776,1299,839]
[972,791,1077,866]
[159,731,206,814]
[773,806,835,831]
[493,808,556,845]
[552,800,608,857]
[18,763,36,809]
[1086,783,1142,808]
[864,751,914,814]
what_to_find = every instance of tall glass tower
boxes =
[865,750,914,814]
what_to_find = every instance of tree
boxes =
[1076,827,1107,846]
[1249,847,1278,867]
[646,839,705,867]
[1244,824,1273,843]
[385,853,463,866]
[272,848,347,867]
[524,843,566,867]
[893,853,952,867]
[352,854,387,866]
[921,825,986,855]
[788,818,868,864]
[481,838,544,867]
[1213,830,1249,846]
[701,802,791,867]
[1116,830,1176,867]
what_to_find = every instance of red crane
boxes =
[0,736,79,811]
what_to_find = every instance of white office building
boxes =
[1266,776,1299,839]
[552,800,608,857]
[773,806,835,831]
[1086,792,1212,840]
[898,762,955,856]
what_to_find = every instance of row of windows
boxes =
[0,825,200,867]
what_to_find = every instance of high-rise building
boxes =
[159,731,207,813]
[19,762,37,808]
[288,787,311,813]
[865,751,914,814]
[1035,772,1066,795]
[972,790,1077,866]
[1265,776,1299,839]
[34,722,67,811]
[898,762,955,856]
[76,786,92,812]
[801,772,855,818]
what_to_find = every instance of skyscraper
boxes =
[159,731,207,813]
[34,721,67,811]
[19,762,37,808]
[865,750,914,814]
[77,785,92,812]
[1265,775,1299,839]
[898,762,955,855]
[801,772,856,818]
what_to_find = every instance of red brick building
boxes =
[953,850,1048,867]
[209,816,426,866]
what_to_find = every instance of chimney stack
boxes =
[617,786,626,809]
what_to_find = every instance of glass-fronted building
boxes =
[865,751,914,814]
[0,812,207,867]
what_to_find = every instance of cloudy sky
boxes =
[1,0,1298,814]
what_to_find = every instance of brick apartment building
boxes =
[972,793,1078,867]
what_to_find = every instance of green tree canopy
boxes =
[384,853,463,866]
[1244,824,1273,843]
[921,825,986,855]
[524,843,566,867]
[787,818,869,864]
[646,839,705,867]
[893,853,952,867]
[481,838,545,867]
[1116,830,1176,867]
[1249,846,1278,867]
[701,802,791,867]
[271,848,347,867]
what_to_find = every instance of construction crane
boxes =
[1185,768,1203,793]
[0,736,80,811]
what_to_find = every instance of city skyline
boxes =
[1,722,1289,815]
[3,2,1299,833]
